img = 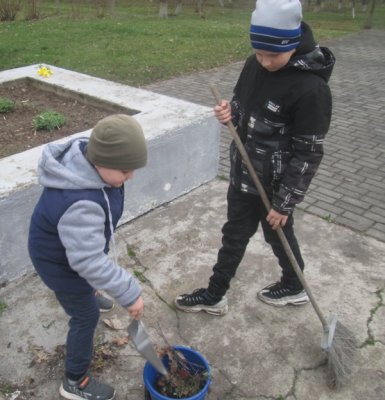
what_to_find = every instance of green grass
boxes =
[0,382,13,395]
[126,246,137,258]
[133,270,147,284]
[0,300,7,316]
[0,0,384,86]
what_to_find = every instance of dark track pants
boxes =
[54,290,99,380]
[208,184,304,298]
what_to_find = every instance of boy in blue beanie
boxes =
[175,0,335,314]
[28,114,147,400]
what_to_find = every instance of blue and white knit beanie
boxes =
[250,0,302,53]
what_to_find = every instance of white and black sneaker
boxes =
[60,372,115,400]
[175,288,228,316]
[257,282,309,307]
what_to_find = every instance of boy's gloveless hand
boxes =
[214,100,232,124]
[266,209,288,231]
[126,295,144,320]
[214,99,288,232]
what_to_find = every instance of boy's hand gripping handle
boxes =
[209,83,328,329]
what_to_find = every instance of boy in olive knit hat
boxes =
[28,114,147,400]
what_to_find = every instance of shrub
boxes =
[0,97,15,113]
[0,0,21,21]
[32,111,66,131]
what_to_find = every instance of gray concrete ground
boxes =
[1,179,385,399]
[1,30,385,400]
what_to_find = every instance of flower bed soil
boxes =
[0,80,127,158]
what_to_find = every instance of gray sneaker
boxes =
[95,291,114,313]
[60,372,115,400]
[257,281,309,307]
[175,288,228,316]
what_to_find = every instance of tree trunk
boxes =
[314,0,323,12]
[351,0,356,18]
[174,0,182,15]
[70,0,79,19]
[195,0,204,17]
[26,0,39,20]
[110,0,116,15]
[159,0,168,18]
[364,0,376,28]
[55,0,60,15]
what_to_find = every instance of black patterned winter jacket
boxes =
[229,22,335,214]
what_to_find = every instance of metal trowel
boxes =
[127,319,169,378]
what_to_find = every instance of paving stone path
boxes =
[145,29,385,242]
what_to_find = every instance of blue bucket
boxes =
[143,345,211,400]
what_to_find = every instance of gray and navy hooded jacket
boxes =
[229,22,335,214]
[28,138,141,307]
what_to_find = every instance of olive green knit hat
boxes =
[86,114,147,170]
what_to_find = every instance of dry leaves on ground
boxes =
[103,314,126,330]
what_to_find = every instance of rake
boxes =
[210,84,357,388]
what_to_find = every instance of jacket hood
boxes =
[38,138,107,190]
[287,22,335,82]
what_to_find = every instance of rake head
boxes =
[321,315,358,388]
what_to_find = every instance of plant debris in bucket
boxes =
[155,347,208,399]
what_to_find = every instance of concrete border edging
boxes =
[0,65,220,284]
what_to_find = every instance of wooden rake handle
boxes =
[209,84,328,329]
